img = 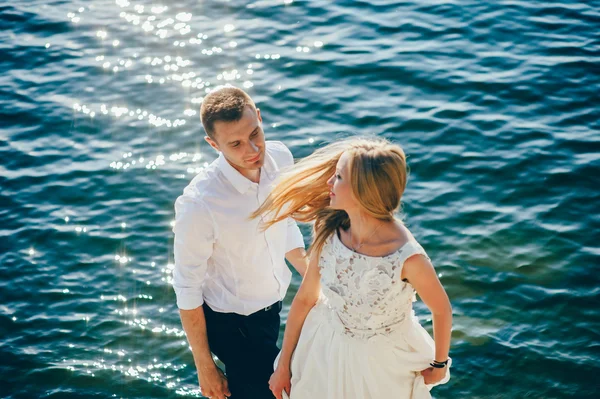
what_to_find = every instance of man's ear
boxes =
[256,108,262,123]
[205,136,220,152]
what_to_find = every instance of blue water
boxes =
[1,1,599,398]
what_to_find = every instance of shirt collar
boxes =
[217,153,253,194]
[216,147,280,194]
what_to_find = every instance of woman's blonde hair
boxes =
[252,137,407,257]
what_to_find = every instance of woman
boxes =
[252,137,452,399]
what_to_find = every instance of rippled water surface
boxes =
[1,0,599,398]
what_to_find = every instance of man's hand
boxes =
[269,365,292,399]
[199,364,231,399]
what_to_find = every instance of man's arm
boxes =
[180,307,230,399]
[173,196,229,399]
[284,217,307,276]
[269,141,308,275]
[285,247,308,277]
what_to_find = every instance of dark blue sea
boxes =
[1,1,599,398]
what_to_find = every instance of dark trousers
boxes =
[203,302,282,399]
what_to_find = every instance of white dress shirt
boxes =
[172,141,305,315]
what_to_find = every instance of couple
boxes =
[173,86,452,399]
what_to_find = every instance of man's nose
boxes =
[249,141,259,152]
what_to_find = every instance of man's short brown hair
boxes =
[200,86,257,139]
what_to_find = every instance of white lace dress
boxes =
[281,233,451,399]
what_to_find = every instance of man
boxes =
[173,86,308,399]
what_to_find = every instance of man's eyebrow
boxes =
[227,127,259,145]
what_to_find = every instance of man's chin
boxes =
[245,156,264,169]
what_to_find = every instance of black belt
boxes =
[261,301,282,312]
[203,301,281,316]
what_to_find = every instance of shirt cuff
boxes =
[174,286,205,310]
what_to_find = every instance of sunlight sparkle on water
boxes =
[176,12,192,22]
[151,6,168,14]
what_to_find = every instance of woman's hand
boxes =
[421,366,447,385]
[269,366,292,399]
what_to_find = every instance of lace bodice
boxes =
[317,232,430,340]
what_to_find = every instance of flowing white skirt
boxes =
[277,304,451,399]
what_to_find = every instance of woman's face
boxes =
[327,152,359,212]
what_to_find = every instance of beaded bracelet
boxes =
[429,359,449,368]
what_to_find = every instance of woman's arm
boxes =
[402,254,452,383]
[270,253,322,399]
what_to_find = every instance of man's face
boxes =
[205,106,266,172]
